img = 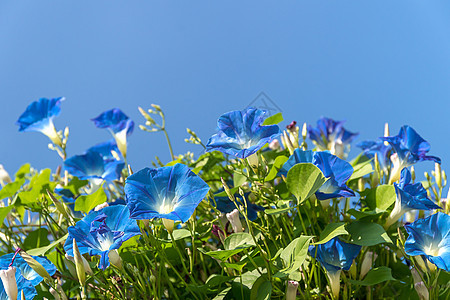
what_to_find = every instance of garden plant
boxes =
[0,97,448,299]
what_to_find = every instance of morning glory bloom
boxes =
[404,212,450,271]
[205,107,281,159]
[64,205,140,270]
[64,150,124,187]
[16,97,64,146]
[124,164,210,231]
[381,125,441,184]
[385,168,441,228]
[91,108,134,159]
[357,139,392,171]
[280,149,355,200]
[308,117,358,159]
[0,253,56,287]
[309,237,361,299]
[0,268,36,300]
[87,140,121,162]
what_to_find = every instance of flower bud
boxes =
[435,163,442,188]
[302,123,307,139]
[411,268,429,300]
[384,123,390,146]
[286,280,299,300]
[226,209,243,233]
[0,165,12,186]
[269,139,280,150]
[360,251,378,279]
[162,218,175,234]
[72,240,86,286]
[108,249,123,270]
[65,254,93,276]
[19,250,52,283]
[0,266,18,300]
[50,287,61,300]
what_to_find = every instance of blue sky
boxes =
[0,1,449,186]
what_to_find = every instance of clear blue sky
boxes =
[0,1,449,185]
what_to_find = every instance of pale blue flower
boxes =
[125,164,210,222]
[405,212,450,271]
[16,97,64,146]
[64,205,140,270]
[206,108,280,159]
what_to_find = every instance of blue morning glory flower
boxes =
[16,97,64,146]
[91,108,134,158]
[64,205,140,270]
[205,108,281,159]
[211,193,264,221]
[386,168,441,228]
[0,268,37,300]
[64,150,124,184]
[404,212,450,271]
[381,126,440,183]
[308,117,358,159]
[309,237,361,298]
[87,140,121,162]
[124,163,210,222]
[357,139,392,171]
[280,149,355,200]
[309,237,361,273]
[0,253,56,287]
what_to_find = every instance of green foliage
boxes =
[286,163,327,204]
[74,185,107,213]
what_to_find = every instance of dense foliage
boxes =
[0,98,448,299]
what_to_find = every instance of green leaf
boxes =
[349,160,374,181]
[250,277,272,300]
[220,261,247,272]
[233,172,247,188]
[224,233,256,251]
[286,163,327,204]
[347,209,384,221]
[27,233,68,256]
[206,275,234,288]
[264,207,293,215]
[172,229,191,240]
[198,248,245,262]
[15,163,30,179]
[349,267,396,286]
[315,222,348,245]
[212,287,231,300]
[74,186,107,213]
[18,169,56,204]
[262,113,283,125]
[265,156,289,181]
[364,185,396,211]
[65,177,89,196]
[0,206,13,226]
[0,179,25,199]
[23,228,50,250]
[280,236,313,275]
[347,222,392,246]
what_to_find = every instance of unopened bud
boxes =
[94,202,109,211]
[72,240,86,285]
[108,249,123,270]
[162,218,175,234]
[435,163,442,187]
[411,268,429,300]
[286,280,299,300]
[384,123,390,146]
[360,251,378,279]
[50,287,61,300]
[0,267,18,300]
[269,139,280,150]
[302,123,307,139]
[226,209,243,233]
[19,250,52,283]
[151,104,161,111]
[221,178,235,202]
[411,166,416,182]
